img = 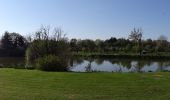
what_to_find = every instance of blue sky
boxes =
[0,0,169,40]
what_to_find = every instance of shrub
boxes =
[25,40,46,64]
[35,55,68,71]
[25,26,71,71]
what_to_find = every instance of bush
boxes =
[25,26,71,71]
[25,40,46,64]
[35,55,68,71]
[26,40,70,65]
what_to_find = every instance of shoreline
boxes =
[73,52,170,59]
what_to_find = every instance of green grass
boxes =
[0,69,170,99]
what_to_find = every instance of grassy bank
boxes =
[0,69,170,99]
[73,52,170,59]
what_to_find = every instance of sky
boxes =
[0,0,169,40]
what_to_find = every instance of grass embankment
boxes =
[74,52,170,59]
[0,69,170,99]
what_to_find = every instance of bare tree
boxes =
[53,27,66,41]
[34,25,67,42]
[35,25,50,40]
[129,28,143,41]
[129,28,143,55]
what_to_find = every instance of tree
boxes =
[1,31,13,49]
[156,35,169,52]
[105,37,117,51]
[0,32,28,57]
[11,33,28,49]
[1,32,27,49]
[70,39,78,52]
[81,39,96,52]
[129,28,143,55]
[26,26,70,71]
[158,35,168,41]
[95,39,104,52]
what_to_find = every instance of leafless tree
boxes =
[53,27,67,41]
[129,28,143,41]
[129,28,143,55]
[35,25,50,40]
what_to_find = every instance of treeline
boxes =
[70,29,170,54]
[70,37,170,53]
[0,28,169,57]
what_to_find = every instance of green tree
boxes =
[11,33,28,49]
[95,39,104,52]
[70,39,78,52]
[26,26,70,71]
[156,35,169,52]
[1,32,27,49]
[1,31,13,49]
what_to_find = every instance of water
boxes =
[0,57,25,68]
[1,57,170,72]
[69,57,170,72]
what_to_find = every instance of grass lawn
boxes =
[0,69,170,100]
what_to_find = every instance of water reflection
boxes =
[0,57,170,73]
[0,57,25,68]
[69,58,170,72]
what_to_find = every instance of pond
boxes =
[1,57,170,72]
[69,57,170,72]
[0,57,25,68]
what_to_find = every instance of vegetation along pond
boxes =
[2,57,170,73]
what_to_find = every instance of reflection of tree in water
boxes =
[69,58,74,67]
[136,60,147,72]
[162,61,170,67]
[130,66,137,72]
[115,61,129,72]
[157,61,164,71]
[95,58,104,65]
[107,59,132,72]
[107,59,121,72]
[157,61,170,71]
[136,60,159,72]
[136,59,152,72]
[76,58,84,64]
[85,58,94,72]
[109,59,152,72]
[144,60,152,66]
[85,62,92,72]
[134,60,170,72]
[107,59,119,65]
[119,60,132,69]
[68,57,84,70]
[166,62,170,66]
[70,57,170,72]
